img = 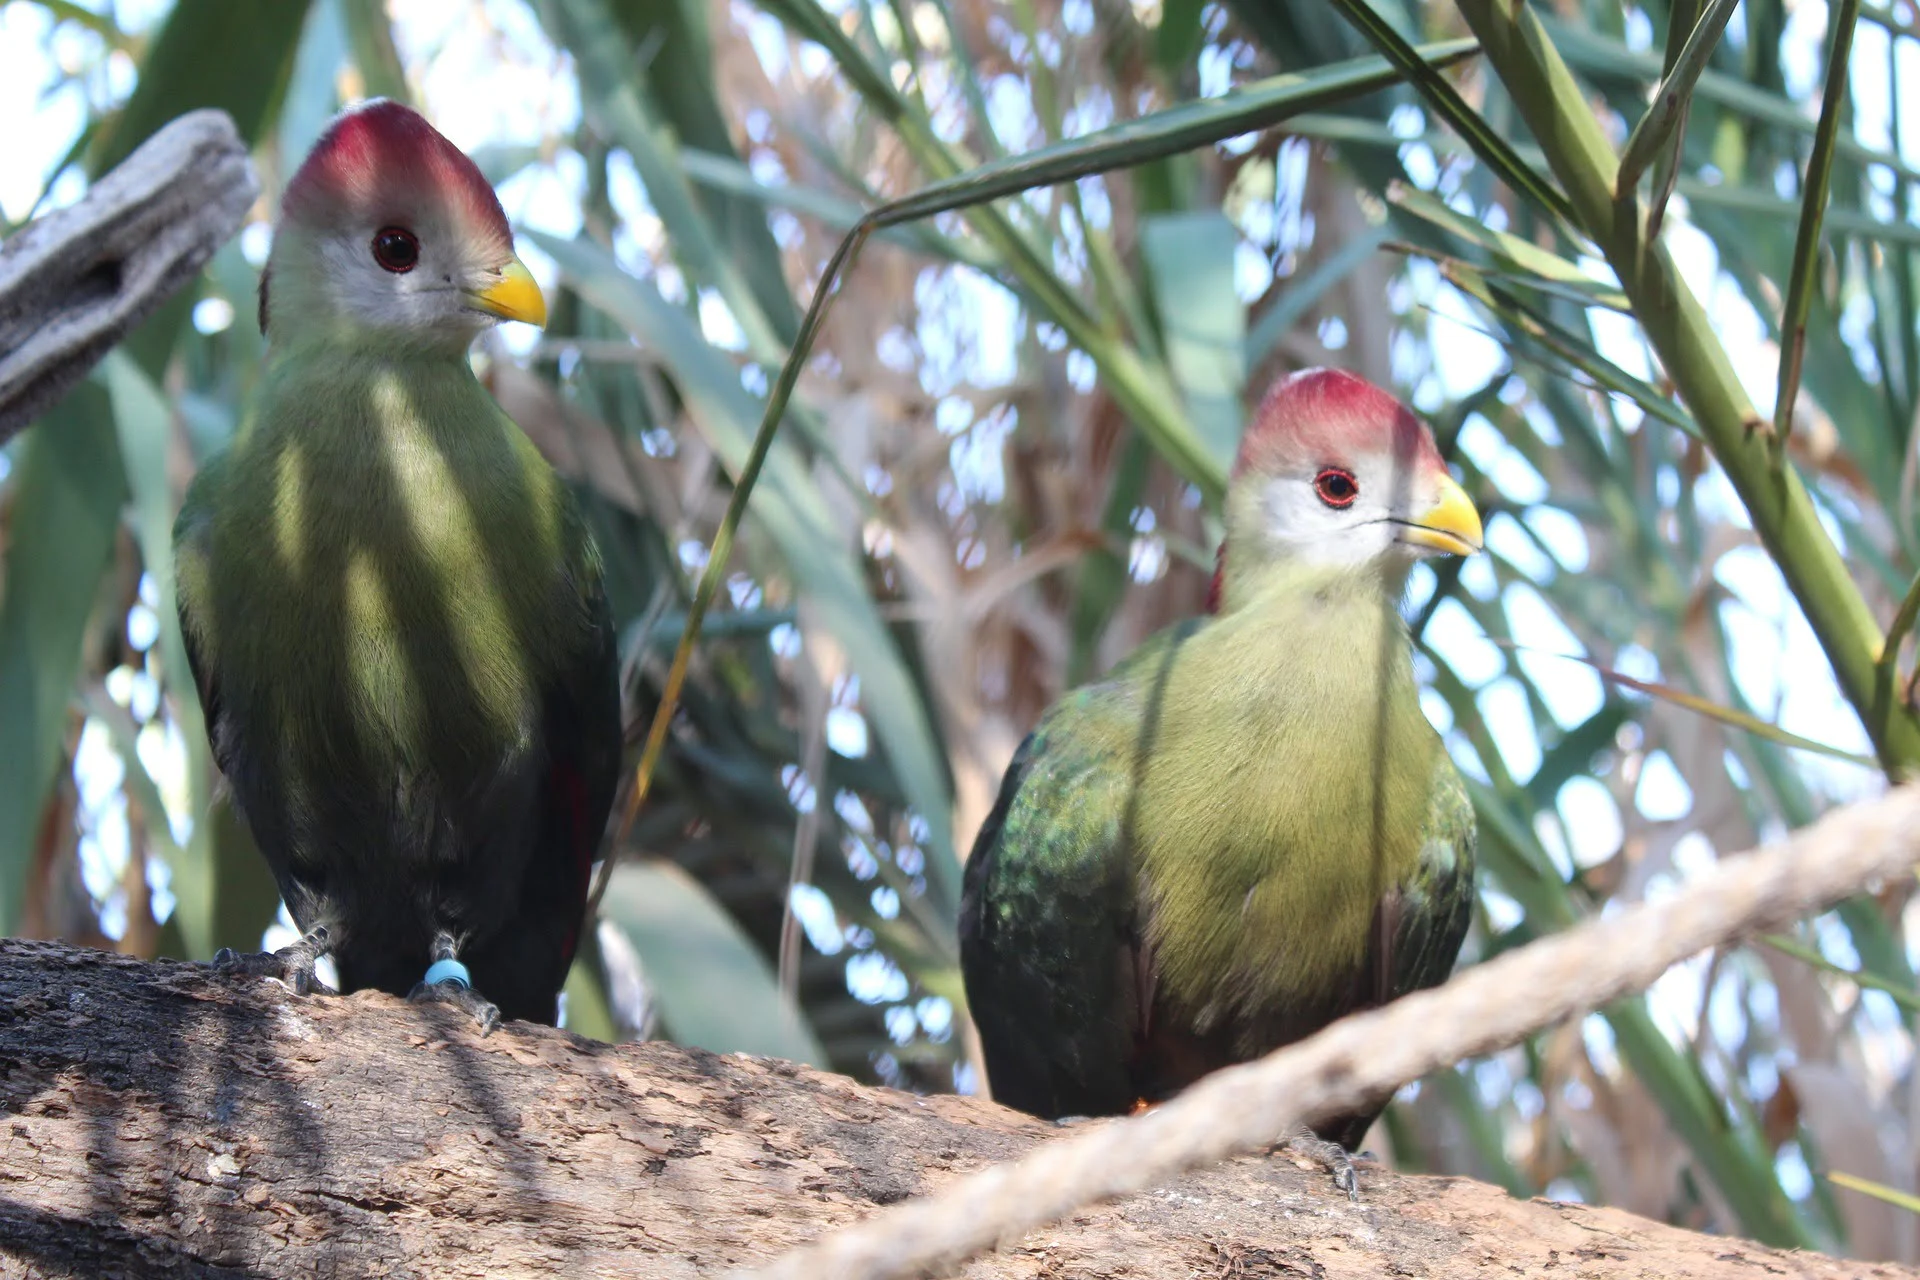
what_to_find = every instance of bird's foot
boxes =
[212,925,332,995]
[1277,1126,1364,1203]
[406,933,500,1034]
[408,977,501,1034]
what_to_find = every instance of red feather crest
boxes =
[281,100,510,249]
[1231,368,1438,483]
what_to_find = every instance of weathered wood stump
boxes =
[0,109,255,441]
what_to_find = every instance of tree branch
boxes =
[0,109,256,443]
[0,925,1909,1277]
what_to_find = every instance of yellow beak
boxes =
[1397,472,1484,557]
[467,255,547,328]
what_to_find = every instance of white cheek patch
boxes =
[1259,475,1397,567]
[1260,478,1323,539]
[321,227,484,336]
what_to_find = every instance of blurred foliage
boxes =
[7,0,1920,1263]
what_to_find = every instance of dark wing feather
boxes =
[173,460,298,883]
[956,729,1136,1120]
[466,503,622,1026]
[960,722,1143,1119]
[173,470,228,774]
[1378,762,1476,1005]
[959,622,1204,1119]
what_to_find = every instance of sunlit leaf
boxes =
[1389,184,1628,309]
[0,387,126,933]
[1141,210,1245,475]
[1829,1171,1920,1216]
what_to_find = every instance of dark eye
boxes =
[371,226,420,273]
[1312,467,1359,509]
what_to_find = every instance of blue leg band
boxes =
[423,958,471,989]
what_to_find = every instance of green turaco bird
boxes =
[174,100,621,1031]
[958,368,1481,1195]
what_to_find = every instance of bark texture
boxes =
[0,109,256,442]
[0,938,1906,1280]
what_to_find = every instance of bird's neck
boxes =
[245,337,502,454]
[1216,550,1408,621]
[263,327,482,382]
[1163,557,1428,760]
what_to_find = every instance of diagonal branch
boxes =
[1615,0,1741,203]
[1775,0,1864,451]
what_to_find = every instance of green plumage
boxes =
[959,559,1476,1146]
[174,335,619,1023]
[178,343,586,766]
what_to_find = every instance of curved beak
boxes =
[1396,472,1483,557]
[467,255,547,328]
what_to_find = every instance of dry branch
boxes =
[0,937,1901,1279]
[0,109,256,442]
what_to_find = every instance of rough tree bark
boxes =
[0,939,1905,1280]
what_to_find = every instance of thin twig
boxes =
[734,784,1920,1280]
[1759,930,1920,1014]
[600,221,871,877]
[1881,573,1920,678]
[780,637,831,1001]
[1872,570,1920,762]
[1774,0,1864,453]
[1324,0,1580,236]
[1641,0,1702,241]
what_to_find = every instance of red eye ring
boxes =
[371,226,420,273]
[1312,466,1359,509]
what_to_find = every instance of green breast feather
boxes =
[174,341,599,779]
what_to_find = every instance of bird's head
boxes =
[1209,368,1482,611]
[258,100,545,349]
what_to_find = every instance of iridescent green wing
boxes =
[958,620,1201,1118]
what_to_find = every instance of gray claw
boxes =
[212,925,332,995]
[1280,1126,1362,1203]
[408,979,501,1034]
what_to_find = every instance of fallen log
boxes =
[0,938,1900,1279]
